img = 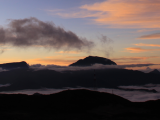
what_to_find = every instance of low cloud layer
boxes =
[0,17,93,50]
[0,67,8,72]
[30,63,159,72]
[2,85,160,102]
[0,84,10,88]
[116,84,160,102]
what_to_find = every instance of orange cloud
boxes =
[137,33,160,39]
[51,0,160,28]
[135,43,160,47]
[81,0,160,28]
[112,56,160,66]
[116,61,152,65]
[27,58,75,66]
[65,56,85,59]
[125,47,160,53]
[112,56,159,61]
[137,29,160,33]
[27,55,86,66]
[45,55,85,59]
[55,51,81,54]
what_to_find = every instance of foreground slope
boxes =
[0,89,160,120]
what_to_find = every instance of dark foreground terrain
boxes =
[0,89,160,120]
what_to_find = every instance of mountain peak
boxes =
[149,69,160,74]
[0,61,29,70]
[69,56,117,66]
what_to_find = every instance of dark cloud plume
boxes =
[0,17,94,50]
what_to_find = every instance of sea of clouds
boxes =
[0,63,160,102]
[1,84,160,102]
[29,63,160,73]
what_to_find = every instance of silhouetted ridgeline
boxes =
[0,89,160,120]
[149,69,160,74]
[69,56,117,66]
[0,61,29,70]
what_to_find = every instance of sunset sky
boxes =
[0,0,160,70]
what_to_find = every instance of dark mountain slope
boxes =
[0,89,160,120]
[0,89,131,115]
[69,56,117,66]
[149,69,160,74]
[0,61,29,70]
[0,68,160,91]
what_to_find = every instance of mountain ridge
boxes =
[0,68,160,92]
[69,56,117,66]
[149,69,160,74]
[0,61,29,70]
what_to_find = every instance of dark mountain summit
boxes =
[69,56,117,66]
[149,69,160,74]
[0,61,29,70]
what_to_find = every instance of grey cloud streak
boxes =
[98,34,114,57]
[0,17,94,50]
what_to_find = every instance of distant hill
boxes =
[0,61,29,70]
[69,56,117,66]
[149,69,160,74]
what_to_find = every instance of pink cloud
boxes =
[137,33,160,39]
[125,47,160,53]
[50,0,160,28]
[112,56,159,61]
[81,0,160,28]
[135,43,160,47]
